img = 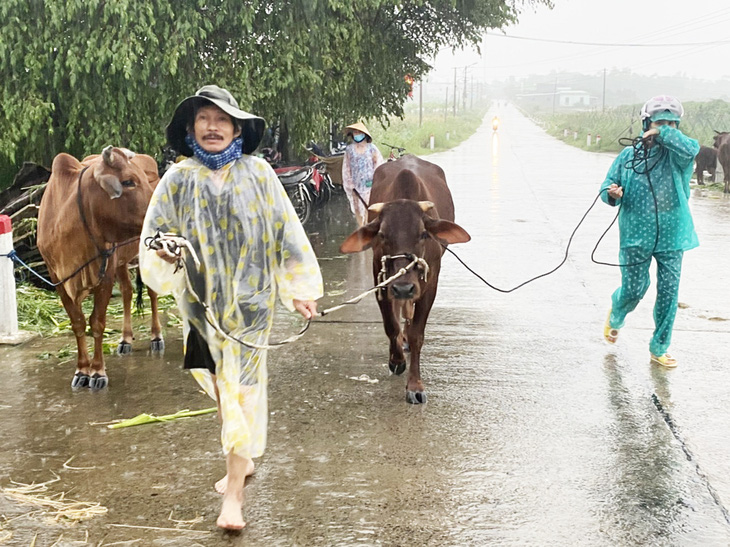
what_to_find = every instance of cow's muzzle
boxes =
[391,282,415,300]
[377,253,429,302]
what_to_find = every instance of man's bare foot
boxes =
[216,493,245,531]
[215,458,255,494]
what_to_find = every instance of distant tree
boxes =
[0,0,551,185]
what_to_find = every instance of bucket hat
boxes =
[345,122,372,140]
[166,85,266,156]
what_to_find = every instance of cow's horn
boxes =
[418,201,434,212]
[368,202,385,214]
[102,145,115,166]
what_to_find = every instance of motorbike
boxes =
[259,138,340,226]
[274,164,316,226]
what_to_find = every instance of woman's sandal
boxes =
[651,353,677,368]
[603,310,619,344]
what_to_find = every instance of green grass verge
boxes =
[367,102,489,157]
[527,100,730,154]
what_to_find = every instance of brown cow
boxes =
[340,155,471,404]
[37,146,162,390]
[695,145,717,185]
[712,131,730,193]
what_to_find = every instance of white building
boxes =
[516,88,598,111]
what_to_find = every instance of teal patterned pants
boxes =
[609,249,684,356]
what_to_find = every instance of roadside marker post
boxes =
[0,215,34,345]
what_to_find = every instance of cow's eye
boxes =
[121,180,135,188]
[420,231,429,240]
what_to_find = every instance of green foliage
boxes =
[0,0,550,188]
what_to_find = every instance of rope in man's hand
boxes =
[144,231,200,272]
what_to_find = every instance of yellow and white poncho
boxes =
[139,155,323,458]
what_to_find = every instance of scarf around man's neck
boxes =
[185,134,243,171]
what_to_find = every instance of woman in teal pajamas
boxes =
[601,95,699,368]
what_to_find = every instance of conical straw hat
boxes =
[344,122,372,139]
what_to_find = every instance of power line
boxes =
[485,32,730,48]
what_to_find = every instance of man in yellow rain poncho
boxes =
[601,95,699,369]
[139,85,322,530]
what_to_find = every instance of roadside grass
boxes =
[523,103,730,193]
[532,108,635,154]
[367,101,489,158]
[16,281,179,360]
[527,100,730,154]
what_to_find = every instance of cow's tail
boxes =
[135,267,145,315]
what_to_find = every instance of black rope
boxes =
[591,136,662,268]
[352,188,369,208]
[441,135,664,293]
[2,239,139,288]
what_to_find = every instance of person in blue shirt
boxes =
[601,95,699,368]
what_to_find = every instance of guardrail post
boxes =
[0,215,34,345]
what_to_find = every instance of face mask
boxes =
[353,134,366,143]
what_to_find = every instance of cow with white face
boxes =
[340,155,470,404]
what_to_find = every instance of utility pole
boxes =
[444,87,448,122]
[419,80,423,127]
[453,68,457,117]
[462,65,467,111]
[602,68,607,113]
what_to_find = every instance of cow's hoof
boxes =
[89,373,108,390]
[389,361,406,375]
[71,372,90,389]
[150,338,165,354]
[406,390,427,404]
[117,341,132,355]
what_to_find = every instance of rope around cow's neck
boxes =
[2,168,141,288]
[144,231,421,350]
[2,237,140,289]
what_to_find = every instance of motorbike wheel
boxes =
[286,183,312,226]
[319,175,333,205]
[312,179,331,208]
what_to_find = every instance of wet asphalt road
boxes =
[2,104,730,546]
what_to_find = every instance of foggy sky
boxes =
[428,1,730,87]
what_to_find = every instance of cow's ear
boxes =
[425,218,471,245]
[340,220,380,253]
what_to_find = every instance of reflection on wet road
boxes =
[1,104,729,545]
